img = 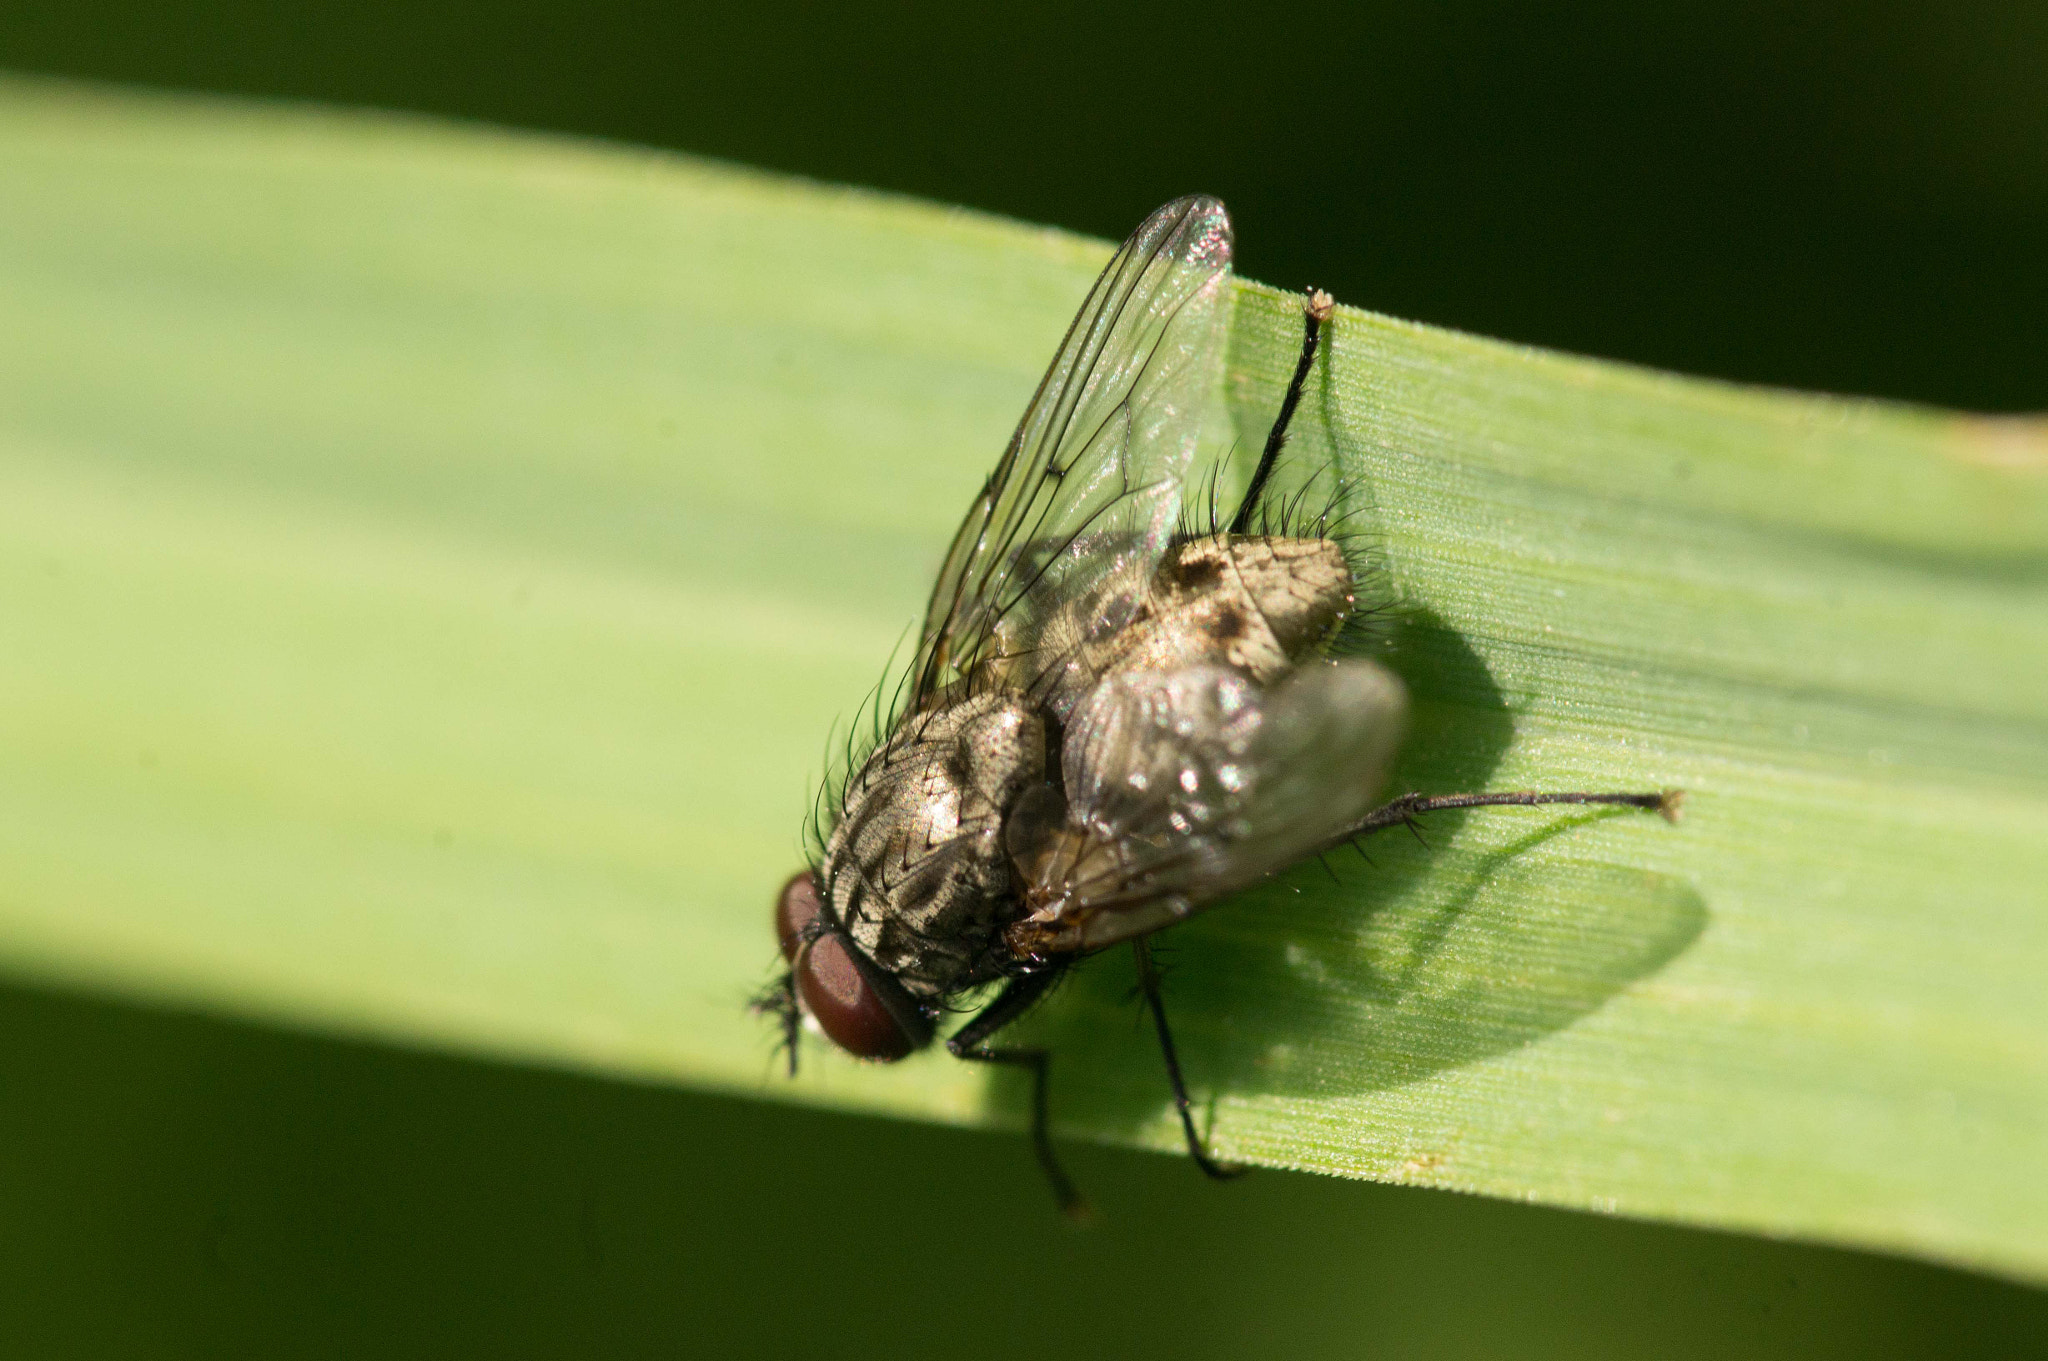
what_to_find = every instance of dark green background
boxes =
[7,0,2046,411]
[4,3,2046,1355]
[7,984,2046,1359]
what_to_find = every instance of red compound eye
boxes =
[775,871,821,963]
[796,932,917,1062]
[772,870,916,1062]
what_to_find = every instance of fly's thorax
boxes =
[824,690,1044,997]
[1027,533,1354,719]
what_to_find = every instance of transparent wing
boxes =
[911,196,1234,702]
[1010,662,1409,952]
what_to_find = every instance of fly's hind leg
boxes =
[948,965,1087,1219]
[1231,288,1336,535]
[1132,937,1245,1183]
[1344,788,1687,844]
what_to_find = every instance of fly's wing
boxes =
[911,196,1234,702]
[1013,661,1409,952]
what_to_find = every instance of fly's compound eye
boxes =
[772,869,917,1062]
[796,933,918,1062]
[775,870,822,963]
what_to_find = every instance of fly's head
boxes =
[767,691,1049,1069]
[769,868,927,1062]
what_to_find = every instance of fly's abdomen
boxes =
[1152,535,1354,676]
[1030,535,1354,714]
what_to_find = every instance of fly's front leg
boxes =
[1132,938,1244,1183]
[749,971,804,1077]
[1344,788,1686,844]
[948,965,1086,1219]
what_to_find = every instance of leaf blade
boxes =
[1,77,2043,1280]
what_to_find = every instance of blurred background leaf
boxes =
[6,0,2045,412]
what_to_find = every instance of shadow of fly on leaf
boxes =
[755,196,1683,1219]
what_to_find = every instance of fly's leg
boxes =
[1345,788,1686,843]
[948,965,1086,1219]
[1230,288,1336,535]
[1131,938,1245,1183]
[749,971,803,1077]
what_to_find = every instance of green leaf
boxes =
[2,76,2044,1281]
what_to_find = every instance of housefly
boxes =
[760,196,1679,1214]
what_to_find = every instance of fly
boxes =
[758,196,1680,1215]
